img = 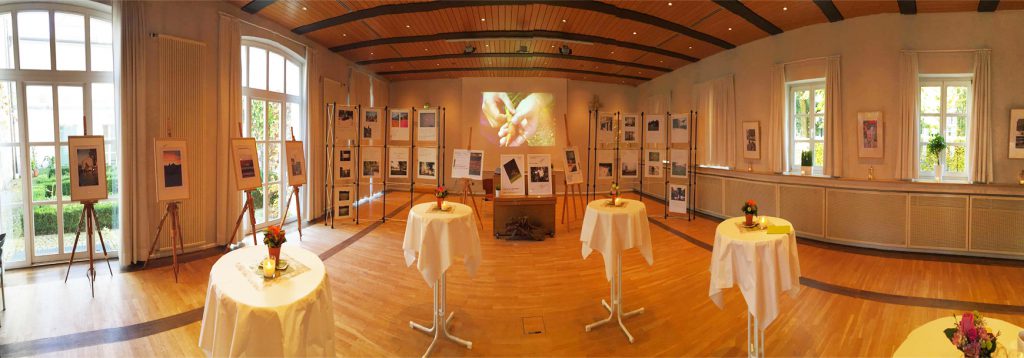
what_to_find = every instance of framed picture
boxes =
[670,113,690,144]
[620,149,639,178]
[596,150,615,179]
[563,147,583,185]
[285,141,306,186]
[597,112,616,145]
[389,146,410,178]
[417,109,438,142]
[417,147,438,180]
[1010,109,1024,159]
[644,149,663,178]
[668,184,687,214]
[857,112,883,158]
[231,138,263,191]
[742,122,760,159]
[337,149,354,180]
[621,113,638,143]
[154,138,190,202]
[68,135,108,202]
[362,108,383,141]
[646,114,664,145]
[335,204,352,220]
[390,109,411,141]
[337,106,356,129]
[361,147,382,178]
[335,185,354,210]
[670,149,689,178]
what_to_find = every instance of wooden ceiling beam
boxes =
[378,67,651,82]
[712,0,783,35]
[331,30,700,63]
[241,0,276,14]
[978,0,999,12]
[897,0,917,14]
[292,1,735,50]
[358,52,673,73]
[813,0,845,22]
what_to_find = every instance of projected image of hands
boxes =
[481,92,555,147]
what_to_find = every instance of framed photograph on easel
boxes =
[230,138,262,190]
[284,140,307,186]
[68,135,108,202]
[154,139,190,201]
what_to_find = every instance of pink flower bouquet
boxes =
[944,311,1000,358]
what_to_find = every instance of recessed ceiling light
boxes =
[668,2,673,5]
[302,6,307,11]
[424,48,428,51]
[561,19,567,23]
[783,6,788,11]
[728,27,733,31]
[611,51,615,54]
[370,52,374,55]
[632,31,637,35]
[342,33,347,37]
[405,25,410,28]
[481,18,485,21]
[688,46,693,49]
[485,44,489,47]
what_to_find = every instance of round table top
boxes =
[208,245,325,309]
[585,198,645,216]
[715,216,794,244]
[409,201,473,222]
[892,317,1024,357]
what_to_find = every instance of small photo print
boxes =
[624,116,636,127]
[337,190,351,202]
[365,110,378,123]
[621,162,637,177]
[162,150,184,187]
[624,131,636,142]
[647,119,660,131]
[77,148,100,187]
[363,161,380,177]
[390,159,408,177]
[239,152,256,178]
[598,163,613,177]
[672,117,688,130]
[503,158,522,183]
[746,128,758,152]
[289,156,302,176]
[337,205,350,217]
[862,120,879,149]
[671,186,686,201]
[338,109,354,127]
[600,117,614,131]
[419,161,436,177]
[340,150,352,161]
[468,152,483,177]
[530,166,550,182]
[420,112,436,128]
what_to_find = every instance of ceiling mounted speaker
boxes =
[517,45,529,53]
[464,45,476,54]
[559,45,572,55]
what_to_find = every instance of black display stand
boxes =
[322,103,362,227]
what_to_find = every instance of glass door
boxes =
[246,97,284,229]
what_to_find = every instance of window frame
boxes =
[786,79,827,175]
[916,75,972,181]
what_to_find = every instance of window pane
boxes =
[29,145,56,201]
[252,186,264,223]
[89,18,112,71]
[267,143,280,183]
[250,99,265,140]
[286,102,301,139]
[919,115,940,142]
[0,13,13,69]
[18,12,51,70]
[58,86,84,141]
[813,88,825,114]
[248,47,266,90]
[793,90,809,114]
[919,144,937,173]
[91,83,116,137]
[813,115,824,140]
[793,142,810,167]
[0,146,25,262]
[268,51,284,93]
[54,12,85,71]
[241,46,247,88]
[813,142,825,167]
[63,202,85,253]
[267,183,280,221]
[267,101,281,140]
[105,143,118,197]
[59,145,69,201]
[286,60,300,96]
[27,85,54,142]
[946,144,966,174]
[94,199,119,252]
[793,116,808,140]
[32,204,59,256]
[257,143,266,182]
[920,86,940,113]
[946,115,967,143]
[946,86,969,114]
[0,81,18,143]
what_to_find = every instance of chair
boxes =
[1,233,6,312]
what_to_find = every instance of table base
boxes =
[408,271,472,358]
[747,312,765,358]
[584,252,645,343]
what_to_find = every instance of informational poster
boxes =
[334,185,354,220]
[563,147,583,185]
[337,106,356,129]
[389,109,411,141]
[620,149,639,178]
[644,149,664,178]
[527,154,552,196]
[596,150,615,179]
[284,140,307,186]
[417,147,438,180]
[646,114,664,145]
[499,154,526,196]
[451,149,484,180]
[670,113,690,144]
[670,149,689,178]
[417,109,438,142]
[362,108,383,141]
[669,184,687,214]
[597,112,616,145]
[388,147,409,178]
[336,149,354,180]
[621,113,639,143]
[361,146,382,178]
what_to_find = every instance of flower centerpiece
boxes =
[741,200,758,226]
[609,182,621,205]
[927,134,948,182]
[263,225,286,265]
[944,311,1000,358]
[434,186,449,209]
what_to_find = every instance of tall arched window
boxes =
[0,2,115,267]
[240,38,304,228]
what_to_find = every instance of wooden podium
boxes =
[492,195,556,239]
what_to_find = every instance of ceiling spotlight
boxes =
[561,19,567,23]
[559,45,572,55]
[632,31,637,35]
[302,6,307,11]
[464,45,476,54]
[688,46,693,49]
[405,25,410,28]
[668,2,673,5]
[728,27,733,31]
[480,18,486,22]
[370,52,374,55]
[783,6,788,11]
[342,33,347,37]
[485,44,489,47]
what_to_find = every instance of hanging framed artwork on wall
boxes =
[858,112,884,158]
[742,122,760,160]
[1010,109,1024,159]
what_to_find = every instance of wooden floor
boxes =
[2,192,1023,357]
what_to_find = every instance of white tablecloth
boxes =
[198,246,334,357]
[403,202,482,287]
[709,216,800,330]
[892,317,1024,357]
[580,199,654,281]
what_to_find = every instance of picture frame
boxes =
[284,141,307,186]
[154,138,190,202]
[361,147,382,178]
[337,106,356,129]
[68,135,108,202]
[417,147,438,180]
[742,122,760,160]
[857,112,884,158]
[389,146,410,178]
[362,108,383,142]
[337,149,354,180]
[646,114,664,145]
[563,147,583,185]
[417,108,438,142]
[389,109,411,141]
[670,113,690,144]
[621,113,639,143]
[1010,109,1024,159]
[334,184,354,221]
[231,138,263,191]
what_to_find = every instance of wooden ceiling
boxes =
[234,0,1024,86]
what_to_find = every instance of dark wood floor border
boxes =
[126,246,227,272]
[801,277,1024,314]
[318,193,425,261]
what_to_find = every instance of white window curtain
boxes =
[304,47,320,221]
[823,56,843,177]
[695,74,736,168]
[897,52,920,180]
[969,49,992,183]
[768,64,786,173]
[216,14,243,244]
[115,0,147,266]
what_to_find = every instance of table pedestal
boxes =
[409,271,472,357]
[747,311,764,358]
[585,252,645,343]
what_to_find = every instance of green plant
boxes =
[927,134,948,157]
[800,150,813,167]
[26,202,118,236]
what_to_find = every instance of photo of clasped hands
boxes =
[482,92,555,147]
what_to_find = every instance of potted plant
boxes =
[927,134,947,182]
[495,184,501,198]
[800,150,813,176]
[263,225,286,265]
[741,200,758,226]
[434,186,448,209]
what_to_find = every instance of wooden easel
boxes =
[561,114,584,226]
[63,116,113,297]
[143,122,186,282]
[459,128,483,229]
[279,127,303,240]
[226,123,258,251]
